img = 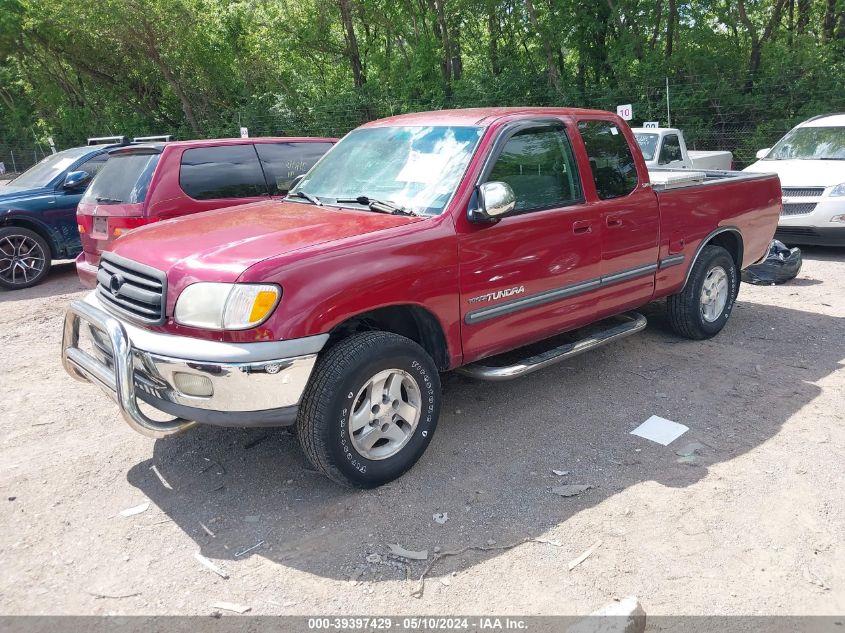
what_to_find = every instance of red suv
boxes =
[76,136,336,287]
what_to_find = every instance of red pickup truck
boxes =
[62,107,780,488]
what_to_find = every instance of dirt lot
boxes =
[1,251,843,616]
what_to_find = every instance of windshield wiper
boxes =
[335,195,416,216]
[95,197,123,204]
[289,190,323,206]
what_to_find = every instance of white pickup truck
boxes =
[632,127,733,171]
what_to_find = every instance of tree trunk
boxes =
[787,0,794,45]
[736,0,787,89]
[665,0,677,59]
[823,0,837,39]
[487,4,501,75]
[451,24,463,81]
[649,0,663,50]
[796,0,810,34]
[429,0,453,92]
[524,0,560,90]
[337,0,366,88]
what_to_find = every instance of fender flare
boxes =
[0,212,63,258]
[681,226,743,290]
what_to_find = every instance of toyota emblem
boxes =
[109,274,124,295]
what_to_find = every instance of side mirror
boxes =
[63,170,92,190]
[756,148,771,160]
[469,181,516,223]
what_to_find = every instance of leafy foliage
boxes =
[2,0,845,168]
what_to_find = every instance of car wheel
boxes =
[0,227,52,290]
[296,332,441,488]
[666,245,739,340]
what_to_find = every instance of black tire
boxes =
[666,245,739,340]
[0,226,52,290]
[296,332,441,488]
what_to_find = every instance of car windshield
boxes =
[634,133,659,161]
[766,126,845,160]
[10,146,93,188]
[81,151,160,204]
[289,125,483,215]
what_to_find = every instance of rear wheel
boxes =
[0,227,52,290]
[296,332,441,488]
[666,245,739,340]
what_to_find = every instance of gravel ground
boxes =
[1,251,843,616]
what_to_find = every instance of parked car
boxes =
[0,143,119,289]
[632,127,733,171]
[744,113,845,246]
[62,107,780,488]
[75,136,337,287]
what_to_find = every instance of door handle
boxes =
[606,215,624,228]
[572,220,592,235]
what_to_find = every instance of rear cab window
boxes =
[256,142,334,195]
[578,120,639,199]
[81,151,161,205]
[659,134,682,165]
[179,144,268,200]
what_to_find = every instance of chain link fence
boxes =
[0,143,51,182]
[5,75,844,173]
[232,77,845,168]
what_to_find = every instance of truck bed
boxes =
[652,169,781,279]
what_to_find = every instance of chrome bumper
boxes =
[61,295,326,438]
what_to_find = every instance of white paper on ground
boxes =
[630,415,689,446]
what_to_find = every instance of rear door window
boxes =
[81,152,161,204]
[578,120,639,199]
[256,142,334,195]
[179,145,268,200]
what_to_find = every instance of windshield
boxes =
[766,126,845,160]
[81,152,160,204]
[290,125,483,215]
[10,146,93,188]
[634,133,659,161]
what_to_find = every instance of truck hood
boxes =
[743,159,845,188]
[110,199,423,282]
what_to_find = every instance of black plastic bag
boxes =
[741,240,802,285]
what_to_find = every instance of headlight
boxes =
[174,283,281,330]
[829,182,845,197]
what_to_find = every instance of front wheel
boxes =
[666,245,739,340]
[296,332,441,488]
[0,227,52,290]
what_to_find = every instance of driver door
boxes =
[457,119,602,363]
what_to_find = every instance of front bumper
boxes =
[61,293,328,438]
[775,226,845,247]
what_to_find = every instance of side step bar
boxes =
[456,312,647,381]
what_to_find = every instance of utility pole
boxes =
[666,77,672,127]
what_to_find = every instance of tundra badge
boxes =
[468,286,525,304]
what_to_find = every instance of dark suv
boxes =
[0,144,118,289]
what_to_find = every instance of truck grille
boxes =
[781,203,817,216]
[782,187,824,198]
[96,252,167,325]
